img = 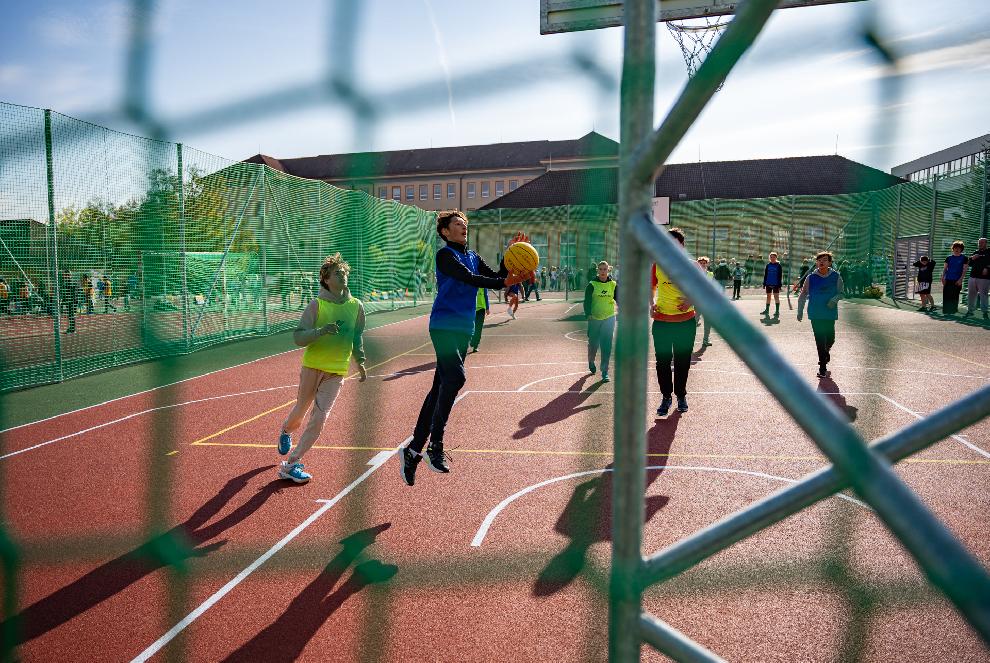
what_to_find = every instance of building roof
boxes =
[479,155,905,209]
[242,132,618,180]
[890,134,990,177]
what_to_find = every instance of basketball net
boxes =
[666,17,731,89]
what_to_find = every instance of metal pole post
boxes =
[611,0,654,660]
[928,175,938,278]
[260,166,270,333]
[981,148,989,239]
[44,109,64,383]
[892,185,902,299]
[177,143,190,351]
[787,195,796,286]
[710,198,717,260]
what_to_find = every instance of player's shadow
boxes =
[483,319,511,328]
[532,414,679,596]
[382,362,435,381]
[513,375,602,439]
[222,524,396,662]
[5,465,285,645]
[817,376,858,422]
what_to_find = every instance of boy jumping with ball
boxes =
[277,253,368,484]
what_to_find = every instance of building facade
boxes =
[243,132,619,213]
[891,134,989,184]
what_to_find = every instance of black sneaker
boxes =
[425,442,451,473]
[656,397,672,417]
[400,446,421,486]
[676,396,688,412]
[816,367,831,378]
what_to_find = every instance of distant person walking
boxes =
[912,255,936,312]
[584,261,618,382]
[761,252,783,318]
[797,251,843,379]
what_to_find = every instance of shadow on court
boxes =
[513,375,603,439]
[817,377,858,422]
[222,523,396,662]
[532,414,680,596]
[5,465,287,645]
[382,362,435,381]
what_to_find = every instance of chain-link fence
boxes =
[0,102,437,391]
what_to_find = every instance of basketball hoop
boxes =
[666,16,731,88]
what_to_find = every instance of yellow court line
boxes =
[189,442,990,465]
[188,341,431,447]
[165,450,179,456]
[190,399,297,446]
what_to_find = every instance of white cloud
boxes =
[0,65,28,86]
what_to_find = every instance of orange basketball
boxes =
[504,241,539,274]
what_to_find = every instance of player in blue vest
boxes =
[797,251,844,378]
[400,211,532,486]
[761,251,783,318]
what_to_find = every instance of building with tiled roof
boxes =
[243,132,618,212]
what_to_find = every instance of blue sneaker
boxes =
[278,431,292,455]
[279,461,311,484]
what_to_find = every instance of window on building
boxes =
[529,233,548,267]
[433,184,442,200]
[447,183,456,198]
[379,187,387,199]
[560,232,577,271]
[467,183,476,199]
[419,184,428,200]
[509,180,519,191]
[405,185,414,201]
[495,181,504,197]
[481,182,490,198]
[391,186,401,201]
[587,231,605,263]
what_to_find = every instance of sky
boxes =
[1,0,988,173]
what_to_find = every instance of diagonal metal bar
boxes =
[640,383,990,588]
[631,211,990,641]
[628,0,781,189]
[638,612,727,663]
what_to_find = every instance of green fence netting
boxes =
[0,102,437,391]
[471,166,987,298]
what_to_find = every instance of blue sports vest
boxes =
[807,270,839,320]
[765,262,782,287]
[430,245,481,335]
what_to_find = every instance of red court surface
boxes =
[2,298,989,662]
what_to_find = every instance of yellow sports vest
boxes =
[653,265,695,321]
[302,297,361,375]
[588,279,617,320]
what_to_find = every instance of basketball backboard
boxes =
[540,0,864,34]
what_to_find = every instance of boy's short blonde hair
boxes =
[769,251,778,258]
[951,240,965,251]
[814,251,834,263]
[319,253,351,287]
[597,261,610,269]
[698,256,710,263]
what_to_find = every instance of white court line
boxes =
[131,391,470,662]
[875,393,990,460]
[564,330,587,342]
[470,465,867,547]
[516,372,592,392]
[0,385,298,461]
[3,311,429,434]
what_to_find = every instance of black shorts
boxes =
[765,285,781,294]
[917,282,931,295]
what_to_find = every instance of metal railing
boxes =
[610,0,990,660]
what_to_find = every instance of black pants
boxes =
[652,319,696,398]
[810,319,836,368]
[943,281,961,314]
[732,280,741,298]
[62,300,76,331]
[470,308,486,349]
[411,329,471,453]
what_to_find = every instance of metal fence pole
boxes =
[44,109,64,383]
[981,147,989,239]
[892,184,902,298]
[177,143,190,351]
[611,0,655,660]
[260,166,269,333]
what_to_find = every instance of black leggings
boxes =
[810,319,836,368]
[411,329,471,452]
[652,319,696,398]
[470,308,486,349]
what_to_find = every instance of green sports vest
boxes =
[302,297,360,375]
[588,279,617,320]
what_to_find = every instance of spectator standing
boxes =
[941,241,968,315]
[964,237,989,320]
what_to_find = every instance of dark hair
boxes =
[436,210,467,238]
[814,251,834,263]
[319,252,351,288]
[668,227,685,245]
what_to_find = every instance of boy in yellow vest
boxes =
[584,261,618,382]
[276,253,368,483]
